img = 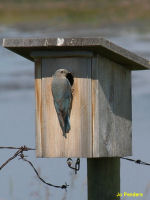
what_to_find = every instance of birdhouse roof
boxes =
[3,37,150,70]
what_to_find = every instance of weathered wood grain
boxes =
[35,58,42,157]
[41,57,92,157]
[3,37,150,70]
[31,51,93,58]
[92,55,132,157]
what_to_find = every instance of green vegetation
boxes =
[0,0,150,28]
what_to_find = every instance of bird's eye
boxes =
[61,71,64,73]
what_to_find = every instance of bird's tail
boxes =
[57,112,70,138]
[64,115,70,133]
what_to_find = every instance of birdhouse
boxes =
[3,37,150,158]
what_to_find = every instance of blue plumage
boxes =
[51,69,72,138]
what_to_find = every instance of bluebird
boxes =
[51,69,73,138]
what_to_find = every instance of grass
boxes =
[0,0,150,29]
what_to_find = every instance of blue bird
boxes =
[51,69,73,138]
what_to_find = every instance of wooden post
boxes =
[87,158,120,200]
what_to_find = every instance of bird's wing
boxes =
[52,76,72,135]
[52,77,72,112]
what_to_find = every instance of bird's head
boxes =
[54,68,74,86]
[55,69,69,77]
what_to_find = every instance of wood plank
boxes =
[3,37,150,70]
[92,55,132,157]
[41,57,92,157]
[35,58,42,157]
[31,51,93,58]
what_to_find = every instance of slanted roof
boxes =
[3,37,150,70]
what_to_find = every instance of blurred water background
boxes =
[0,0,150,199]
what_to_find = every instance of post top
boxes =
[3,37,150,70]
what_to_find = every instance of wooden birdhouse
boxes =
[3,37,150,158]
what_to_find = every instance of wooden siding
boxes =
[92,55,132,157]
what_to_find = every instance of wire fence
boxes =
[0,146,69,190]
[0,145,150,190]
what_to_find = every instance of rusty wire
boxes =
[66,158,80,174]
[1,145,150,190]
[0,146,35,150]
[0,146,69,190]
[0,145,31,170]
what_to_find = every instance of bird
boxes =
[51,69,73,138]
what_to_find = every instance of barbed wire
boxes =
[121,157,150,166]
[0,145,69,190]
[0,146,35,150]
[1,145,150,191]
[0,145,32,170]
